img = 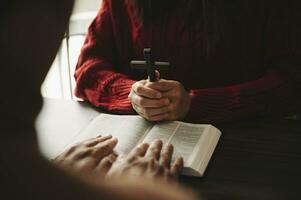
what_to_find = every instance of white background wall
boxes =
[41,0,102,99]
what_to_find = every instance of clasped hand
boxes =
[128,78,191,121]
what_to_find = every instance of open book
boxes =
[70,114,221,177]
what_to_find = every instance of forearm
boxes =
[185,71,301,123]
[74,0,136,114]
[75,61,136,114]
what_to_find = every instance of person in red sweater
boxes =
[75,0,301,123]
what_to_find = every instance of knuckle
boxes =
[150,147,160,155]
[137,98,144,105]
[97,144,110,153]
[102,157,114,165]
[132,96,141,106]
[135,146,143,154]
[69,143,81,151]
[140,98,147,105]
[68,145,78,153]
[90,149,99,157]
[140,107,147,115]
[73,148,92,159]
[128,155,139,162]
[136,85,144,94]
[66,144,80,155]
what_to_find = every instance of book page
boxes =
[71,114,152,155]
[142,121,205,165]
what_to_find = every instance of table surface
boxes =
[36,98,301,200]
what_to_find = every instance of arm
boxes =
[186,1,301,123]
[128,70,301,123]
[74,0,135,114]
[127,1,301,123]
[187,70,301,123]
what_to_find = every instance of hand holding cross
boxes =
[130,48,170,82]
[129,48,190,121]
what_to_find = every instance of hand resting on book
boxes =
[106,139,184,182]
[54,135,118,178]
[54,137,184,184]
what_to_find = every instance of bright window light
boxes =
[41,0,101,99]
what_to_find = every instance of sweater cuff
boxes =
[184,90,204,123]
[105,78,136,114]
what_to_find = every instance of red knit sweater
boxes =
[75,0,301,123]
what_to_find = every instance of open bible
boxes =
[70,114,221,177]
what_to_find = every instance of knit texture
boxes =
[75,0,301,123]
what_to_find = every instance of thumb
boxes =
[155,70,161,81]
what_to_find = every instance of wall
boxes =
[41,0,102,99]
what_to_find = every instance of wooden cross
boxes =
[131,48,170,82]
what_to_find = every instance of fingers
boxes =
[92,137,118,158]
[130,95,169,108]
[145,139,163,159]
[95,154,117,177]
[132,103,169,119]
[170,157,184,178]
[132,81,162,99]
[128,143,149,160]
[155,70,161,80]
[145,113,169,122]
[83,135,113,147]
[159,143,174,168]
[147,80,179,92]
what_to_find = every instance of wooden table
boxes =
[36,98,301,200]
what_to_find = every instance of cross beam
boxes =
[131,48,170,82]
